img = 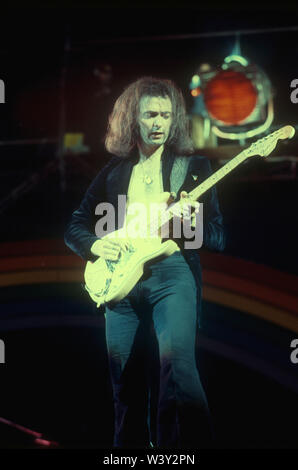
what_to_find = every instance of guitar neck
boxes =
[149,124,295,235]
[148,149,249,236]
[189,149,248,200]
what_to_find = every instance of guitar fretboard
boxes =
[147,149,248,236]
[189,150,247,200]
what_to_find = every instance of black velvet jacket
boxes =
[64,146,226,326]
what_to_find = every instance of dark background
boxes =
[0,1,297,452]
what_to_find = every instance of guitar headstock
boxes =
[244,125,295,158]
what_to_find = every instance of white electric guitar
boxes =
[84,125,295,308]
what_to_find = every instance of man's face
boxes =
[137,95,173,151]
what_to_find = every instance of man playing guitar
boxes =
[64,76,226,448]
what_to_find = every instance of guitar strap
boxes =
[169,156,191,195]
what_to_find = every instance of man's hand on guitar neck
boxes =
[91,237,129,261]
[169,191,200,228]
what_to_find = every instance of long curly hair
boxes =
[105,77,194,157]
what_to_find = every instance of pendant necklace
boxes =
[141,158,154,185]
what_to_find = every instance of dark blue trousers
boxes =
[105,251,214,448]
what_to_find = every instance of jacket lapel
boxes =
[119,149,138,196]
[178,157,203,194]
[161,146,175,192]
